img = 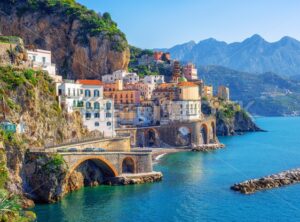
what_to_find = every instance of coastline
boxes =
[151,148,191,163]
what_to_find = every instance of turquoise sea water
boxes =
[34,117,300,222]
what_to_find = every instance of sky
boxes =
[77,0,300,49]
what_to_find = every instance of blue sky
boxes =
[77,0,300,49]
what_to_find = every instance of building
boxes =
[143,75,165,85]
[153,51,164,61]
[172,61,182,83]
[102,70,138,84]
[123,73,139,84]
[104,90,141,105]
[103,80,123,92]
[203,85,213,99]
[183,63,198,80]
[57,80,115,137]
[164,82,202,122]
[27,49,62,82]
[218,86,230,101]
[125,82,156,100]
[153,51,171,61]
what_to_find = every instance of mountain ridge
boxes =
[160,34,300,76]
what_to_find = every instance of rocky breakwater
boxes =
[105,172,163,185]
[192,143,225,152]
[231,168,300,194]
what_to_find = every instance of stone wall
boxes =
[49,137,131,152]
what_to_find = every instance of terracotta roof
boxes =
[76,80,103,85]
[177,82,198,87]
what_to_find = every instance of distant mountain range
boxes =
[200,66,300,116]
[159,34,300,77]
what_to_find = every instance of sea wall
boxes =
[231,168,300,194]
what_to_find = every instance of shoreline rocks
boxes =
[105,172,163,185]
[192,143,225,152]
[231,168,300,194]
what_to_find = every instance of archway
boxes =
[122,157,135,174]
[176,126,192,146]
[145,128,159,147]
[66,157,118,192]
[200,124,209,144]
[210,122,216,143]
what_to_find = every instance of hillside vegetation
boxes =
[200,65,300,116]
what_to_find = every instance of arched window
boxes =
[94,113,100,118]
[94,90,100,97]
[106,113,112,118]
[94,102,100,109]
[95,122,100,127]
[107,122,112,126]
[86,102,91,109]
[85,90,91,97]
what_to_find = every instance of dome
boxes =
[178,77,187,82]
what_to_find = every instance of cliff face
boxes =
[202,100,262,136]
[216,110,262,136]
[0,66,89,208]
[0,0,130,79]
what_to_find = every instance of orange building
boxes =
[104,90,141,105]
[103,80,123,92]
[153,51,164,61]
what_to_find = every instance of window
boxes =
[94,102,100,109]
[107,122,112,126]
[86,102,91,109]
[32,55,36,62]
[80,89,83,94]
[94,90,100,97]
[85,90,91,97]
[106,102,111,110]
[68,88,70,96]
[85,113,91,119]
[95,122,100,127]
[94,113,100,118]
[106,112,112,118]
[77,101,84,107]
[42,57,46,64]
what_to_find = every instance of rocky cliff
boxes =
[202,100,262,136]
[0,0,130,79]
[0,66,90,215]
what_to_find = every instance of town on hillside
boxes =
[0,37,230,149]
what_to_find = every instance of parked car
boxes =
[93,148,106,152]
[57,148,68,153]
[68,148,78,152]
[82,148,94,152]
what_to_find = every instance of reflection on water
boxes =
[35,117,300,222]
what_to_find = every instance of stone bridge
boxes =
[116,116,217,147]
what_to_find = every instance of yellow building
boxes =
[178,82,200,101]
[203,85,213,99]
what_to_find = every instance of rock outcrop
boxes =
[202,100,262,136]
[231,168,300,194]
[0,0,130,79]
[216,110,262,136]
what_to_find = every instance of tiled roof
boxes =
[76,80,103,85]
[177,82,198,87]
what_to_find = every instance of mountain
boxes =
[199,65,300,116]
[164,35,300,76]
[0,0,130,79]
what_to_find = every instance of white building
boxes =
[57,79,115,137]
[123,73,139,84]
[102,70,127,83]
[27,49,62,82]
[143,75,165,85]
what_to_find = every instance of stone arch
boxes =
[176,126,192,146]
[122,157,136,174]
[200,123,209,144]
[144,128,160,147]
[65,156,118,191]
